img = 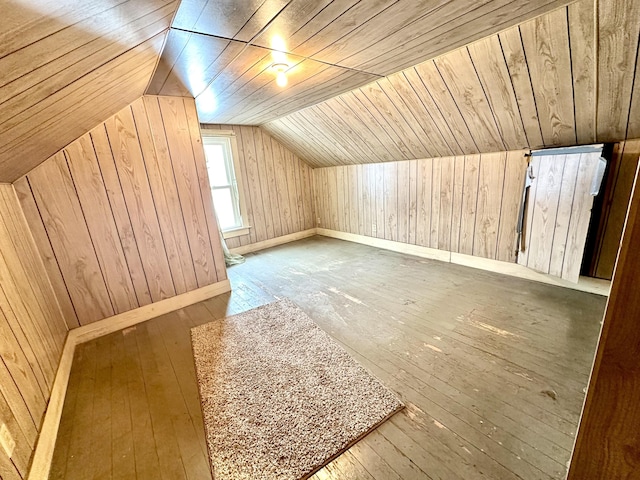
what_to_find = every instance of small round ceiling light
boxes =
[271,62,289,88]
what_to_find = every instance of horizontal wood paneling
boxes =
[201,124,315,250]
[149,0,573,124]
[0,0,180,182]
[16,96,226,327]
[264,0,640,168]
[0,184,68,480]
[313,151,528,262]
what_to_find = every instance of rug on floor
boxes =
[191,298,404,480]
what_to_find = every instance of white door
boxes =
[518,146,605,283]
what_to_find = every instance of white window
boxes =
[202,131,250,238]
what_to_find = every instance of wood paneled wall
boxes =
[264,0,640,168]
[590,139,640,279]
[313,151,527,262]
[567,159,640,479]
[15,96,226,327]
[0,184,67,480]
[0,0,181,182]
[201,125,315,249]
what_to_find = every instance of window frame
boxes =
[201,129,251,239]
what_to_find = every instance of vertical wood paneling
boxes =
[549,157,581,277]
[517,155,543,268]
[253,128,275,240]
[459,155,481,255]
[204,124,316,249]
[497,151,529,262]
[473,152,507,259]
[12,179,79,328]
[562,155,600,281]
[416,158,432,247]
[136,97,198,295]
[105,107,177,301]
[182,100,228,283]
[522,151,602,282]
[430,158,441,249]
[408,160,418,245]
[20,96,227,327]
[90,124,154,307]
[27,153,115,323]
[397,161,410,243]
[336,167,346,233]
[438,157,455,251]
[384,162,398,241]
[527,155,566,272]
[0,184,68,480]
[262,133,283,237]
[315,151,527,262]
[362,165,372,236]
[65,135,139,314]
[375,163,385,239]
[450,156,465,253]
[158,97,219,287]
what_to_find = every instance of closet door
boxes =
[518,146,604,283]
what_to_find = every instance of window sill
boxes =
[222,226,251,239]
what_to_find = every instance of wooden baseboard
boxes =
[229,229,317,255]
[450,253,611,296]
[28,336,75,480]
[317,229,610,296]
[27,279,231,480]
[70,279,231,345]
[316,228,450,262]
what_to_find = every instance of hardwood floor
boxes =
[49,236,606,479]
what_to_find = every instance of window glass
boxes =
[204,144,229,187]
[202,134,243,231]
[212,188,236,230]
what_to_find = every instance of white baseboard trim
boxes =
[317,229,610,296]
[70,279,231,345]
[27,279,231,480]
[229,229,317,255]
[316,228,450,262]
[28,336,75,480]
[450,253,610,296]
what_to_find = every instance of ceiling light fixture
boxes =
[271,62,289,88]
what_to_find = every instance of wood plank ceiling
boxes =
[262,0,640,168]
[148,0,574,125]
[0,0,180,182]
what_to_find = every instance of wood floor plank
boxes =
[122,327,163,479]
[109,331,136,479]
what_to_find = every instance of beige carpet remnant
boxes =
[191,299,404,480]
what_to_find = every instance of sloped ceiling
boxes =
[148,0,574,125]
[262,0,640,168]
[0,0,179,182]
